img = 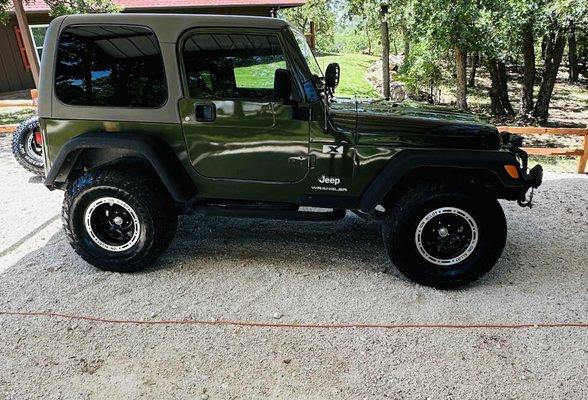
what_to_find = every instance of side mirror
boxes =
[325,63,340,90]
[274,69,292,102]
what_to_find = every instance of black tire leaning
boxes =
[382,181,506,289]
[63,169,178,272]
[11,116,44,175]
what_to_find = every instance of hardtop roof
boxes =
[58,13,290,31]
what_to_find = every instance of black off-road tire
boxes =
[63,169,178,272]
[382,181,506,289]
[11,116,44,175]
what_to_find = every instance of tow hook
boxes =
[518,186,534,208]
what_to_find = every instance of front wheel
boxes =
[382,182,506,289]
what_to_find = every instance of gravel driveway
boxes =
[0,134,586,399]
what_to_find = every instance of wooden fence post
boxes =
[578,133,588,174]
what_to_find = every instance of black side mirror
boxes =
[274,69,292,102]
[325,63,340,90]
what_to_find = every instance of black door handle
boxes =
[195,103,216,122]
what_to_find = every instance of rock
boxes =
[272,313,283,320]
[46,265,62,272]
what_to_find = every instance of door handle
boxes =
[288,156,307,166]
[194,103,216,122]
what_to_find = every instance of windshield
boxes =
[291,28,323,78]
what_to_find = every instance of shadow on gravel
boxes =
[156,213,388,273]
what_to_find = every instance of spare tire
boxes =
[11,116,43,175]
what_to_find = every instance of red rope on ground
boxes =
[0,310,586,330]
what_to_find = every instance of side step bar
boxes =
[189,205,346,222]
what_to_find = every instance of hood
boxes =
[330,98,500,150]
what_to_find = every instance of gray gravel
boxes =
[0,134,587,399]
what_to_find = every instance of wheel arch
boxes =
[45,132,196,202]
[357,149,524,216]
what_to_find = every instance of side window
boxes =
[182,33,287,100]
[55,25,167,108]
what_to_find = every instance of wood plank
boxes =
[522,147,584,156]
[13,0,40,87]
[0,25,11,93]
[498,126,588,136]
[0,23,24,92]
[0,124,18,133]
[8,23,35,90]
[0,100,34,107]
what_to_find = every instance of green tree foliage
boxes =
[1,0,120,24]
[281,0,336,51]
[344,0,381,55]
[44,0,121,16]
[398,42,444,100]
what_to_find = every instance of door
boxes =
[179,30,309,183]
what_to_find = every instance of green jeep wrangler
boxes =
[39,14,542,288]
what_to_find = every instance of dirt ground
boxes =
[0,134,587,399]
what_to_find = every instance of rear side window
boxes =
[55,25,167,108]
[182,33,287,100]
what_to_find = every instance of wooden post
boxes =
[380,4,390,99]
[578,133,588,174]
[13,0,40,88]
[309,21,316,50]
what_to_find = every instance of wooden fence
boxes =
[498,126,588,174]
[0,124,18,133]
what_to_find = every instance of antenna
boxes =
[324,91,328,132]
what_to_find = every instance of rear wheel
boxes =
[63,169,177,272]
[382,181,506,289]
[11,116,44,175]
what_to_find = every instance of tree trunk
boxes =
[301,17,308,35]
[380,5,390,98]
[568,25,579,83]
[487,59,505,116]
[520,22,535,115]
[468,52,478,87]
[533,32,567,123]
[497,60,514,115]
[540,35,548,60]
[365,24,372,55]
[402,26,410,59]
[454,46,468,111]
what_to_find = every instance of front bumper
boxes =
[506,144,543,207]
[523,163,543,188]
[517,163,542,207]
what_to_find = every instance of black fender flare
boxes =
[44,132,196,202]
[357,149,523,215]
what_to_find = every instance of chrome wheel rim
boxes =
[25,130,43,163]
[415,207,478,266]
[84,197,140,252]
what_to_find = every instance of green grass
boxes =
[529,156,582,173]
[0,108,36,125]
[316,53,379,97]
[234,60,287,89]
[231,53,380,97]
